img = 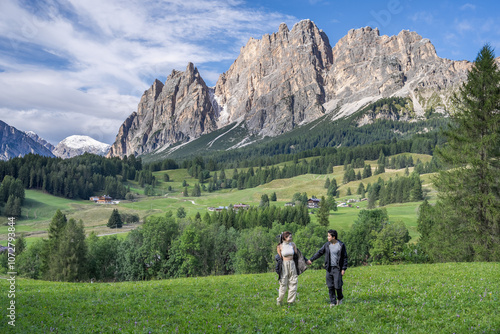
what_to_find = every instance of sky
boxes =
[0,0,499,145]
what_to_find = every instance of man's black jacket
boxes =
[309,240,348,271]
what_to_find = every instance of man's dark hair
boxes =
[328,229,337,239]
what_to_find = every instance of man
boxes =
[307,229,348,307]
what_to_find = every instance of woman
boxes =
[275,231,308,305]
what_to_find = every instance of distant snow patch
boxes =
[157,139,193,155]
[207,121,242,148]
[330,96,380,122]
[226,136,259,150]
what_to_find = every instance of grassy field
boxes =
[0,153,435,246]
[1,262,498,333]
[0,190,144,246]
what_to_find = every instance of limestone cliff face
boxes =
[108,20,477,158]
[325,27,471,118]
[214,20,333,136]
[107,63,217,157]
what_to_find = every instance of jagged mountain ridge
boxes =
[53,135,111,159]
[0,120,56,160]
[108,20,476,159]
[107,64,217,158]
[25,131,56,152]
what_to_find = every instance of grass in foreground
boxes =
[1,262,498,333]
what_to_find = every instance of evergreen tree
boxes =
[377,150,385,165]
[45,209,69,280]
[326,195,338,212]
[317,196,330,227]
[259,194,269,208]
[357,182,365,195]
[107,209,123,228]
[343,166,356,184]
[4,195,21,217]
[176,207,186,219]
[375,163,385,175]
[367,189,376,209]
[432,45,500,261]
[54,218,87,281]
[270,192,277,201]
[410,172,424,201]
[0,175,14,202]
[196,168,203,183]
[48,209,68,252]
[15,233,27,257]
[191,183,201,197]
[324,177,331,189]
[362,164,372,179]
[213,172,218,189]
[327,178,338,197]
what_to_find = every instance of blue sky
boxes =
[0,0,499,145]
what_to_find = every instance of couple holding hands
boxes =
[275,230,348,307]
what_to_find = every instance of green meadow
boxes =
[1,262,498,333]
[0,153,435,247]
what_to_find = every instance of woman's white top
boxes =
[281,241,294,257]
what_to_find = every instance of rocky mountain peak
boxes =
[108,21,475,159]
[152,79,164,98]
[0,120,55,160]
[25,130,56,152]
[278,22,289,34]
[107,62,217,158]
[53,135,110,159]
[325,24,469,119]
[213,19,333,135]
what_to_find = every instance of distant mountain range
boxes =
[0,120,110,161]
[5,20,499,163]
[107,19,491,160]
[0,120,55,160]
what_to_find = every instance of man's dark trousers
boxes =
[326,267,343,304]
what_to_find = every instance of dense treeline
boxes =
[202,204,311,230]
[0,175,25,217]
[365,172,424,208]
[6,206,426,282]
[0,153,142,200]
[148,131,444,173]
[146,135,442,197]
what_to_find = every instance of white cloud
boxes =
[409,11,434,25]
[455,19,473,34]
[0,0,296,144]
[460,3,476,11]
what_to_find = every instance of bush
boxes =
[370,221,411,264]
